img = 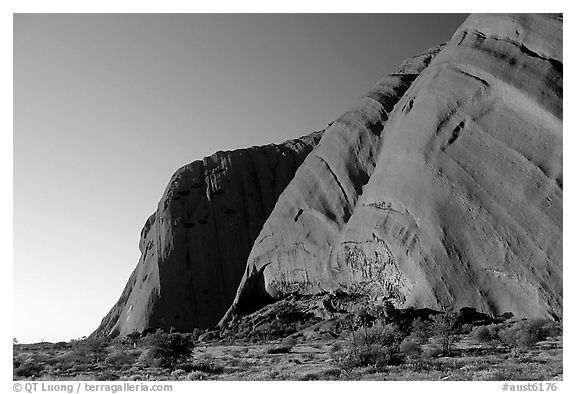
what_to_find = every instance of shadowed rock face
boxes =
[223,13,562,324]
[95,13,562,338]
[93,132,323,337]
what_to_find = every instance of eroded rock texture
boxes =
[224,13,562,323]
[93,132,323,337]
[96,14,562,338]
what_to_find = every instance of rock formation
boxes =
[95,13,562,338]
[93,132,323,337]
[223,13,562,324]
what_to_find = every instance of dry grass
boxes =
[13,333,562,381]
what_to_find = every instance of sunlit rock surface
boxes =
[93,132,323,337]
[224,13,562,324]
[95,13,562,338]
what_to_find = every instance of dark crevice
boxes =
[447,121,465,146]
[370,121,384,137]
[294,208,304,222]
[403,98,414,114]
[235,264,275,316]
[555,177,563,190]
[519,44,562,74]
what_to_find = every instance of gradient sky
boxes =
[14,13,467,343]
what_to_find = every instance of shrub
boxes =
[329,342,343,355]
[472,326,493,343]
[333,321,405,370]
[142,329,195,368]
[422,346,442,359]
[267,345,293,354]
[187,371,209,380]
[96,371,120,380]
[409,318,433,344]
[53,341,72,350]
[495,319,557,349]
[400,338,421,357]
[124,331,142,348]
[460,323,474,334]
[352,320,403,348]
[170,369,188,380]
[105,350,140,366]
[541,320,562,338]
[14,360,45,378]
[429,311,459,354]
[13,355,25,369]
[72,337,110,363]
[282,336,298,347]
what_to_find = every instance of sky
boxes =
[13,13,467,343]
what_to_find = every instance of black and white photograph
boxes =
[9,4,565,388]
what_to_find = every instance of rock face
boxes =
[95,13,562,338]
[93,132,323,337]
[223,13,562,324]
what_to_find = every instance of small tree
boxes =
[142,329,195,368]
[335,321,405,370]
[430,311,459,354]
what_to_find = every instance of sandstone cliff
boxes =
[223,13,562,324]
[93,132,323,337]
[95,13,562,337]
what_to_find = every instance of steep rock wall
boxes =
[224,13,562,323]
[93,132,323,337]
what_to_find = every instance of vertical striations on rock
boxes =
[96,14,563,338]
[222,44,446,319]
[223,13,562,324]
[93,131,323,337]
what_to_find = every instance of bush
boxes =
[333,321,405,370]
[124,331,142,348]
[541,320,562,338]
[53,341,72,350]
[267,344,293,354]
[71,337,110,363]
[409,318,433,344]
[498,319,551,349]
[352,320,403,348]
[282,336,298,347]
[460,323,474,334]
[142,329,195,368]
[105,350,140,366]
[422,346,442,359]
[472,326,493,343]
[14,360,45,378]
[400,338,421,357]
[430,311,459,354]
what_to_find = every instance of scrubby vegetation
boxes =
[328,310,562,379]
[13,310,562,381]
